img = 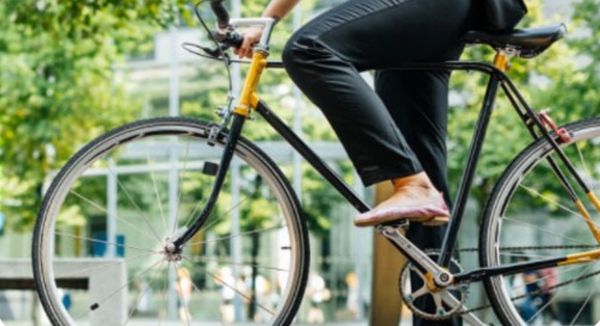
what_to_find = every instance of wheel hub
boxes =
[161,241,183,263]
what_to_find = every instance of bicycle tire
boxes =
[480,117,600,325]
[33,117,310,325]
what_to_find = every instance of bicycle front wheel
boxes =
[33,117,309,325]
[481,118,600,325]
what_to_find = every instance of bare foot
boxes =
[354,172,449,227]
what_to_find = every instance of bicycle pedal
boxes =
[381,219,410,230]
[202,161,219,176]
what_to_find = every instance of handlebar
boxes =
[211,29,244,48]
[209,0,244,48]
[210,0,230,29]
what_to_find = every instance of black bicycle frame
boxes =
[176,59,590,283]
[260,60,515,267]
[256,60,589,280]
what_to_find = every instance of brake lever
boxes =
[204,45,231,59]
[182,41,231,60]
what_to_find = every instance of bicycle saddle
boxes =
[463,24,567,58]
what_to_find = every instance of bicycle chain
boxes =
[458,267,600,316]
[449,244,600,253]
[418,244,600,318]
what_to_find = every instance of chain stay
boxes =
[426,244,600,316]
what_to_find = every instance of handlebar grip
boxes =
[210,0,230,29]
[225,31,244,48]
[211,30,244,48]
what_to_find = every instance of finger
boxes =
[241,36,254,56]
[240,46,251,59]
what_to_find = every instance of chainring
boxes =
[399,250,469,321]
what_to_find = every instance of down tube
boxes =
[255,100,371,213]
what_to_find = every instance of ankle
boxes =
[391,172,434,191]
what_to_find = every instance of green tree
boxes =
[0,0,188,229]
[447,0,599,211]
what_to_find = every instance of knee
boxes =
[281,35,305,71]
[282,32,321,73]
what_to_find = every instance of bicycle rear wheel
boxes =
[481,118,600,325]
[33,117,309,325]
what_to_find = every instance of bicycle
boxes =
[32,1,600,325]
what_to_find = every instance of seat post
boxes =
[493,47,519,72]
[493,52,509,71]
[492,52,508,72]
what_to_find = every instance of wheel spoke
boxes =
[519,184,581,216]
[74,258,163,321]
[568,277,595,326]
[158,265,167,325]
[55,231,160,255]
[37,121,306,324]
[190,224,285,245]
[575,142,594,182]
[69,190,160,243]
[145,150,169,232]
[173,264,192,325]
[503,216,588,246]
[207,269,275,316]
[477,122,600,324]
[57,252,150,278]
[510,264,582,296]
[172,140,191,236]
[183,254,289,272]
[519,183,600,231]
[122,262,163,326]
[183,195,250,232]
[108,164,164,242]
[526,262,596,323]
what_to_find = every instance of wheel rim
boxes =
[484,121,600,325]
[35,120,306,325]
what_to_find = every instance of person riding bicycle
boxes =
[236,0,486,229]
[235,1,489,324]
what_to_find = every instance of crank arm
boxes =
[378,223,453,287]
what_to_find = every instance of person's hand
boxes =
[233,26,264,59]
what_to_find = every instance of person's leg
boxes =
[282,0,475,187]
[375,68,459,325]
[374,69,455,205]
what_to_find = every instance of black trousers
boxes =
[282,0,478,187]
[376,70,459,326]
[281,0,480,324]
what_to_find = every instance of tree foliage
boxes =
[446,0,600,209]
[0,1,188,229]
[1,0,599,236]
[0,0,338,239]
